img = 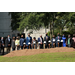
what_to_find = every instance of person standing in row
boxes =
[71,34,75,48]
[62,34,66,47]
[38,35,43,49]
[20,35,25,49]
[44,33,49,48]
[0,37,5,55]
[11,37,15,51]
[0,40,1,54]
[26,33,32,49]
[67,35,72,47]
[5,35,11,53]
[15,37,20,50]
[1,37,5,55]
[55,33,61,47]
[51,35,56,48]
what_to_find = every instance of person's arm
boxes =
[38,38,39,42]
[71,39,73,47]
[51,38,53,43]
[5,38,7,47]
[26,37,28,46]
[55,37,57,43]
[20,39,21,46]
[42,38,43,44]
[44,37,45,41]
[31,37,32,44]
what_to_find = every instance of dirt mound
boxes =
[3,47,75,57]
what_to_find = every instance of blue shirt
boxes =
[20,38,25,46]
[26,37,32,45]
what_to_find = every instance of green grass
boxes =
[0,52,75,62]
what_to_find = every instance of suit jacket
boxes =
[38,37,43,44]
[55,36,61,43]
[1,39,5,47]
[44,36,49,45]
[20,38,25,46]
[11,40,15,48]
[26,36,32,45]
[5,38,11,47]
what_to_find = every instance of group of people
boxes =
[0,33,75,55]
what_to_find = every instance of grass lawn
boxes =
[0,51,75,62]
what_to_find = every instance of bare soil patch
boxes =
[3,47,75,57]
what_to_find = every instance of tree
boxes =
[9,12,21,31]
[17,12,58,39]
[10,12,75,39]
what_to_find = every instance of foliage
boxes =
[10,12,75,38]
[9,12,21,31]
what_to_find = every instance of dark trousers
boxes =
[45,44,48,48]
[40,44,43,49]
[1,46,4,55]
[21,46,23,49]
[26,45,32,49]
[12,48,15,51]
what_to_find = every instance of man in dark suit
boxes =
[26,33,32,49]
[44,33,49,48]
[20,35,25,49]
[1,37,5,55]
[5,35,11,53]
[38,35,43,49]
[55,33,61,47]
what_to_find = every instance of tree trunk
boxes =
[45,26,47,33]
[50,22,52,40]
[60,28,62,35]
[52,21,54,37]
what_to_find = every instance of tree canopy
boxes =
[10,12,75,39]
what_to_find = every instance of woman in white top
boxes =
[15,37,20,50]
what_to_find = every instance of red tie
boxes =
[58,36,59,39]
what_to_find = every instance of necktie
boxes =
[58,36,59,39]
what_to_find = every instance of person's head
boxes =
[1,37,3,40]
[63,34,64,37]
[16,37,19,40]
[21,35,23,38]
[28,33,30,37]
[40,35,42,38]
[13,37,15,40]
[68,35,70,38]
[8,35,10,38]
[57,33,60,36]
[46,33,47,36]
[53,35,55,38]
[33,37,36,40]
[73,34,75,37]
